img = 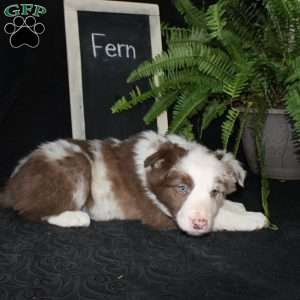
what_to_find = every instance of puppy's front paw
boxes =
[241,211,268,231]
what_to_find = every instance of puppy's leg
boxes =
[223,199,246,213]
[44,211,91,227]
[213,201,268,232]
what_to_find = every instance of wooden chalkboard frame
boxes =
[64,0,168,139]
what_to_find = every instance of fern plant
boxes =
[112,0,300,219]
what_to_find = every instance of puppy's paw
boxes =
[240,211,268,231]
[46,211,91,227]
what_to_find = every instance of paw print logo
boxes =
[4,16,45,48]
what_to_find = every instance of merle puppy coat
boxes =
[0,131,267,235]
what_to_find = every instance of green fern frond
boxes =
[170,86,209,133]
[286,2,300,55]
[285,84,300,136]
[162,26,191,45]
[200,100,227,138]
[147,69,202,93]
[158,69,202,87]
[223,62,254,98]
[220,1,265,59]
[163,26,210,48]
[286,57,300,84]
[232,102,253,156]
[264,0,290,46]
[143,91,178,125]
[225,0,263,44]
[174,0,207,29]
[177,119,195,141]
[206,1,226,39]
[197,47,235,81]
[285,57,300,137]
[260,175,271,219]
[221,107,240,151]
[111,96,132,113]
[129,44,234,84]
[111,86,145,113]
[112,69,209,114]
[128,45,199,82]
[253,108,270,218]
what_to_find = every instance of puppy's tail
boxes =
[0,188,13,208]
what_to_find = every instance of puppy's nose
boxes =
[192,218,208,230]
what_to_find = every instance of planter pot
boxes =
[242,108,300,180]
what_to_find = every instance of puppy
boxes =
[0,131,268,235]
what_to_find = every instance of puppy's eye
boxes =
[175,183,189,194]
[211,189,220,197]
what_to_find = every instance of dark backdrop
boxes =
[0,0,226,186]
[0,0,70,184]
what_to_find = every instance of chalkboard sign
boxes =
[64,0,167,139]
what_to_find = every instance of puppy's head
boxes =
[144,143,246,236]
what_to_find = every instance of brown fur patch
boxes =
[6,142,91,221]
[101,138,177,230]
[148,169,194,216]
[145,143,191,215]
[144,142,187,170]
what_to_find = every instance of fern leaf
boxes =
[253,107,270,218]
[285,84,300,137]
[112,69,209,115]
[129,44,234,84]
[224,0,264,54]
[128,46,199,82]
[219,29,253,63]
[221,107,240,151]
[174,0,207,29]
[205,1,226,39]
[197,46,235,81]
[163,26,210,48]
[111,96,132,113]
[157,69,202,89]
[223,62,254,98]
[285,57,300,137]
[286,57,300,84]
[260,175,271,219]
[233,102,253,156]
[178,120,195,141]
[200,100,227,138]
[264,0,291,47]
[169,86,209,133]
[143,91,178,125]
[111,86,154,113]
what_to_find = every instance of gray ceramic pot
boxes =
[242,108,300,180]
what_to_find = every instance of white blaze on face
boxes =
[175,148,226,236]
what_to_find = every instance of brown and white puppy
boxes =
[0,131,268,235]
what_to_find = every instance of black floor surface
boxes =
[0,175,299,300]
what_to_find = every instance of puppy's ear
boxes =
[144,143,187,170]
[215,150,246,187]
[144,149,166,169]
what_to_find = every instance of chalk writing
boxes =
[91,33,136,59]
